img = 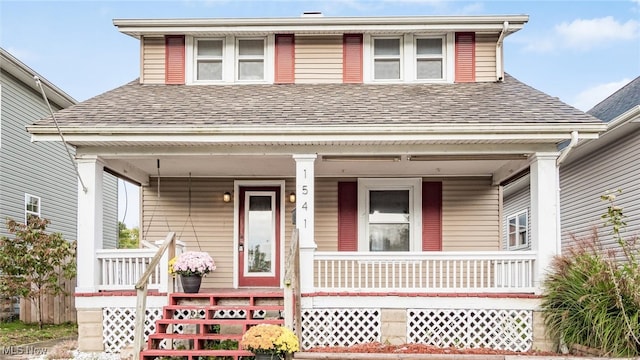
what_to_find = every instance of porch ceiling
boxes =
[103,154,527,181]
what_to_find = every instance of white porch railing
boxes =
[96,240,185,291]
[314,251,536,293]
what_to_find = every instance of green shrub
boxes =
[541,191,640,357]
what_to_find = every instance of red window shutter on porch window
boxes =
[422,181,442,251]
[165,35,185,84]
[338,182,358,251]
[275,34,295,84]
[343,34,363,83]
[454,32,475,83]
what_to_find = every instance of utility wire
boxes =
[33,76,87,193]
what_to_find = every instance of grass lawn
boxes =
[0,320,77,346]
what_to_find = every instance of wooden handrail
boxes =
[283,229,301,341]
[133,231,176,360]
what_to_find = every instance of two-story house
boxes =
[27,15,606,357]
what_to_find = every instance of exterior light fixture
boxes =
[223,192,232,203]
[289,192,296,203]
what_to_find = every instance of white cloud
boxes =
[523,16,639,53]
[571,78,631,111]
[555,16,639,50]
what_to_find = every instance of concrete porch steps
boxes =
[140,290,285,360]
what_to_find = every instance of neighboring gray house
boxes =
[0,48,118,322]
[503,77,640,256]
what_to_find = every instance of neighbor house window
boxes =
[373,37,401,80]
[25,194,40,223]
[507,210,528,250]
[415,37,444,79]
[358,178,421,251]
[195,39,224,81]
[237,38,265,81]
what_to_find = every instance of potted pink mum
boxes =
[171,251,216,293]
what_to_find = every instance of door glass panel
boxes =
[246,195,273,274]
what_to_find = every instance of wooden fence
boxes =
[20,276,76,324]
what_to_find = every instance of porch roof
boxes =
[28,74,604,145]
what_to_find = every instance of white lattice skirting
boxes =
[408,309,533,352]
[102,307,162,353]
[301,309,381,349]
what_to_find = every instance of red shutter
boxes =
[422,182,442,251]
[455,32,475,83]
[338,182,358,251]
[343,34,363,83]
[275,34,295,84]
[165,35,185,84]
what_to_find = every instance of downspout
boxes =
[556,130,579,166]
[495,21,509,82]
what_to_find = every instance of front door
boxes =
[238,187,281,287]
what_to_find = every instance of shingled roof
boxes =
[31,74,600,130]
[587,76,640,122]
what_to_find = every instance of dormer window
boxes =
[237,39,265,81]
[188,36,270,84]
[373,37,402,80]
[366,34,452,83]
[196,39,224,81]
[416,37,444,80]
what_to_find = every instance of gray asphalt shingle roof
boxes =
[587,76,640,122]
[32,74,601,129]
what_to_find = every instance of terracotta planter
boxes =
[180,274,202,293]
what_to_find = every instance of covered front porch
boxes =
[70,147,562,354]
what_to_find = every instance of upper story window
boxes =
[416,37,444,80]
[366,34,452,83]
[373,37,402,80]
[237,39,265,81]
[188,36,270,84]
[358,178,422,252]
[507,210,528,250]
[196,39,224,81]
[25,193,41,223]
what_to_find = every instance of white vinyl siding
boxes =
[560,129,640,260]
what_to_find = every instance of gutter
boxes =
[556,131,579,165]
[495,21,509,81]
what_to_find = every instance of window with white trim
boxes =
[415,37,444,80]
[237,38,265,81]
[373,37,402,80]
[507,210,528,250]
[367,34,451,83]
[358,178,422,251]
[195,38,224,81]
[25,194,41,223]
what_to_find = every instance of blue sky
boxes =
[2,0,639,228]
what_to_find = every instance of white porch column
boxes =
[529,153,560,293]
[75,156,105,293]
[293,154,317,294]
